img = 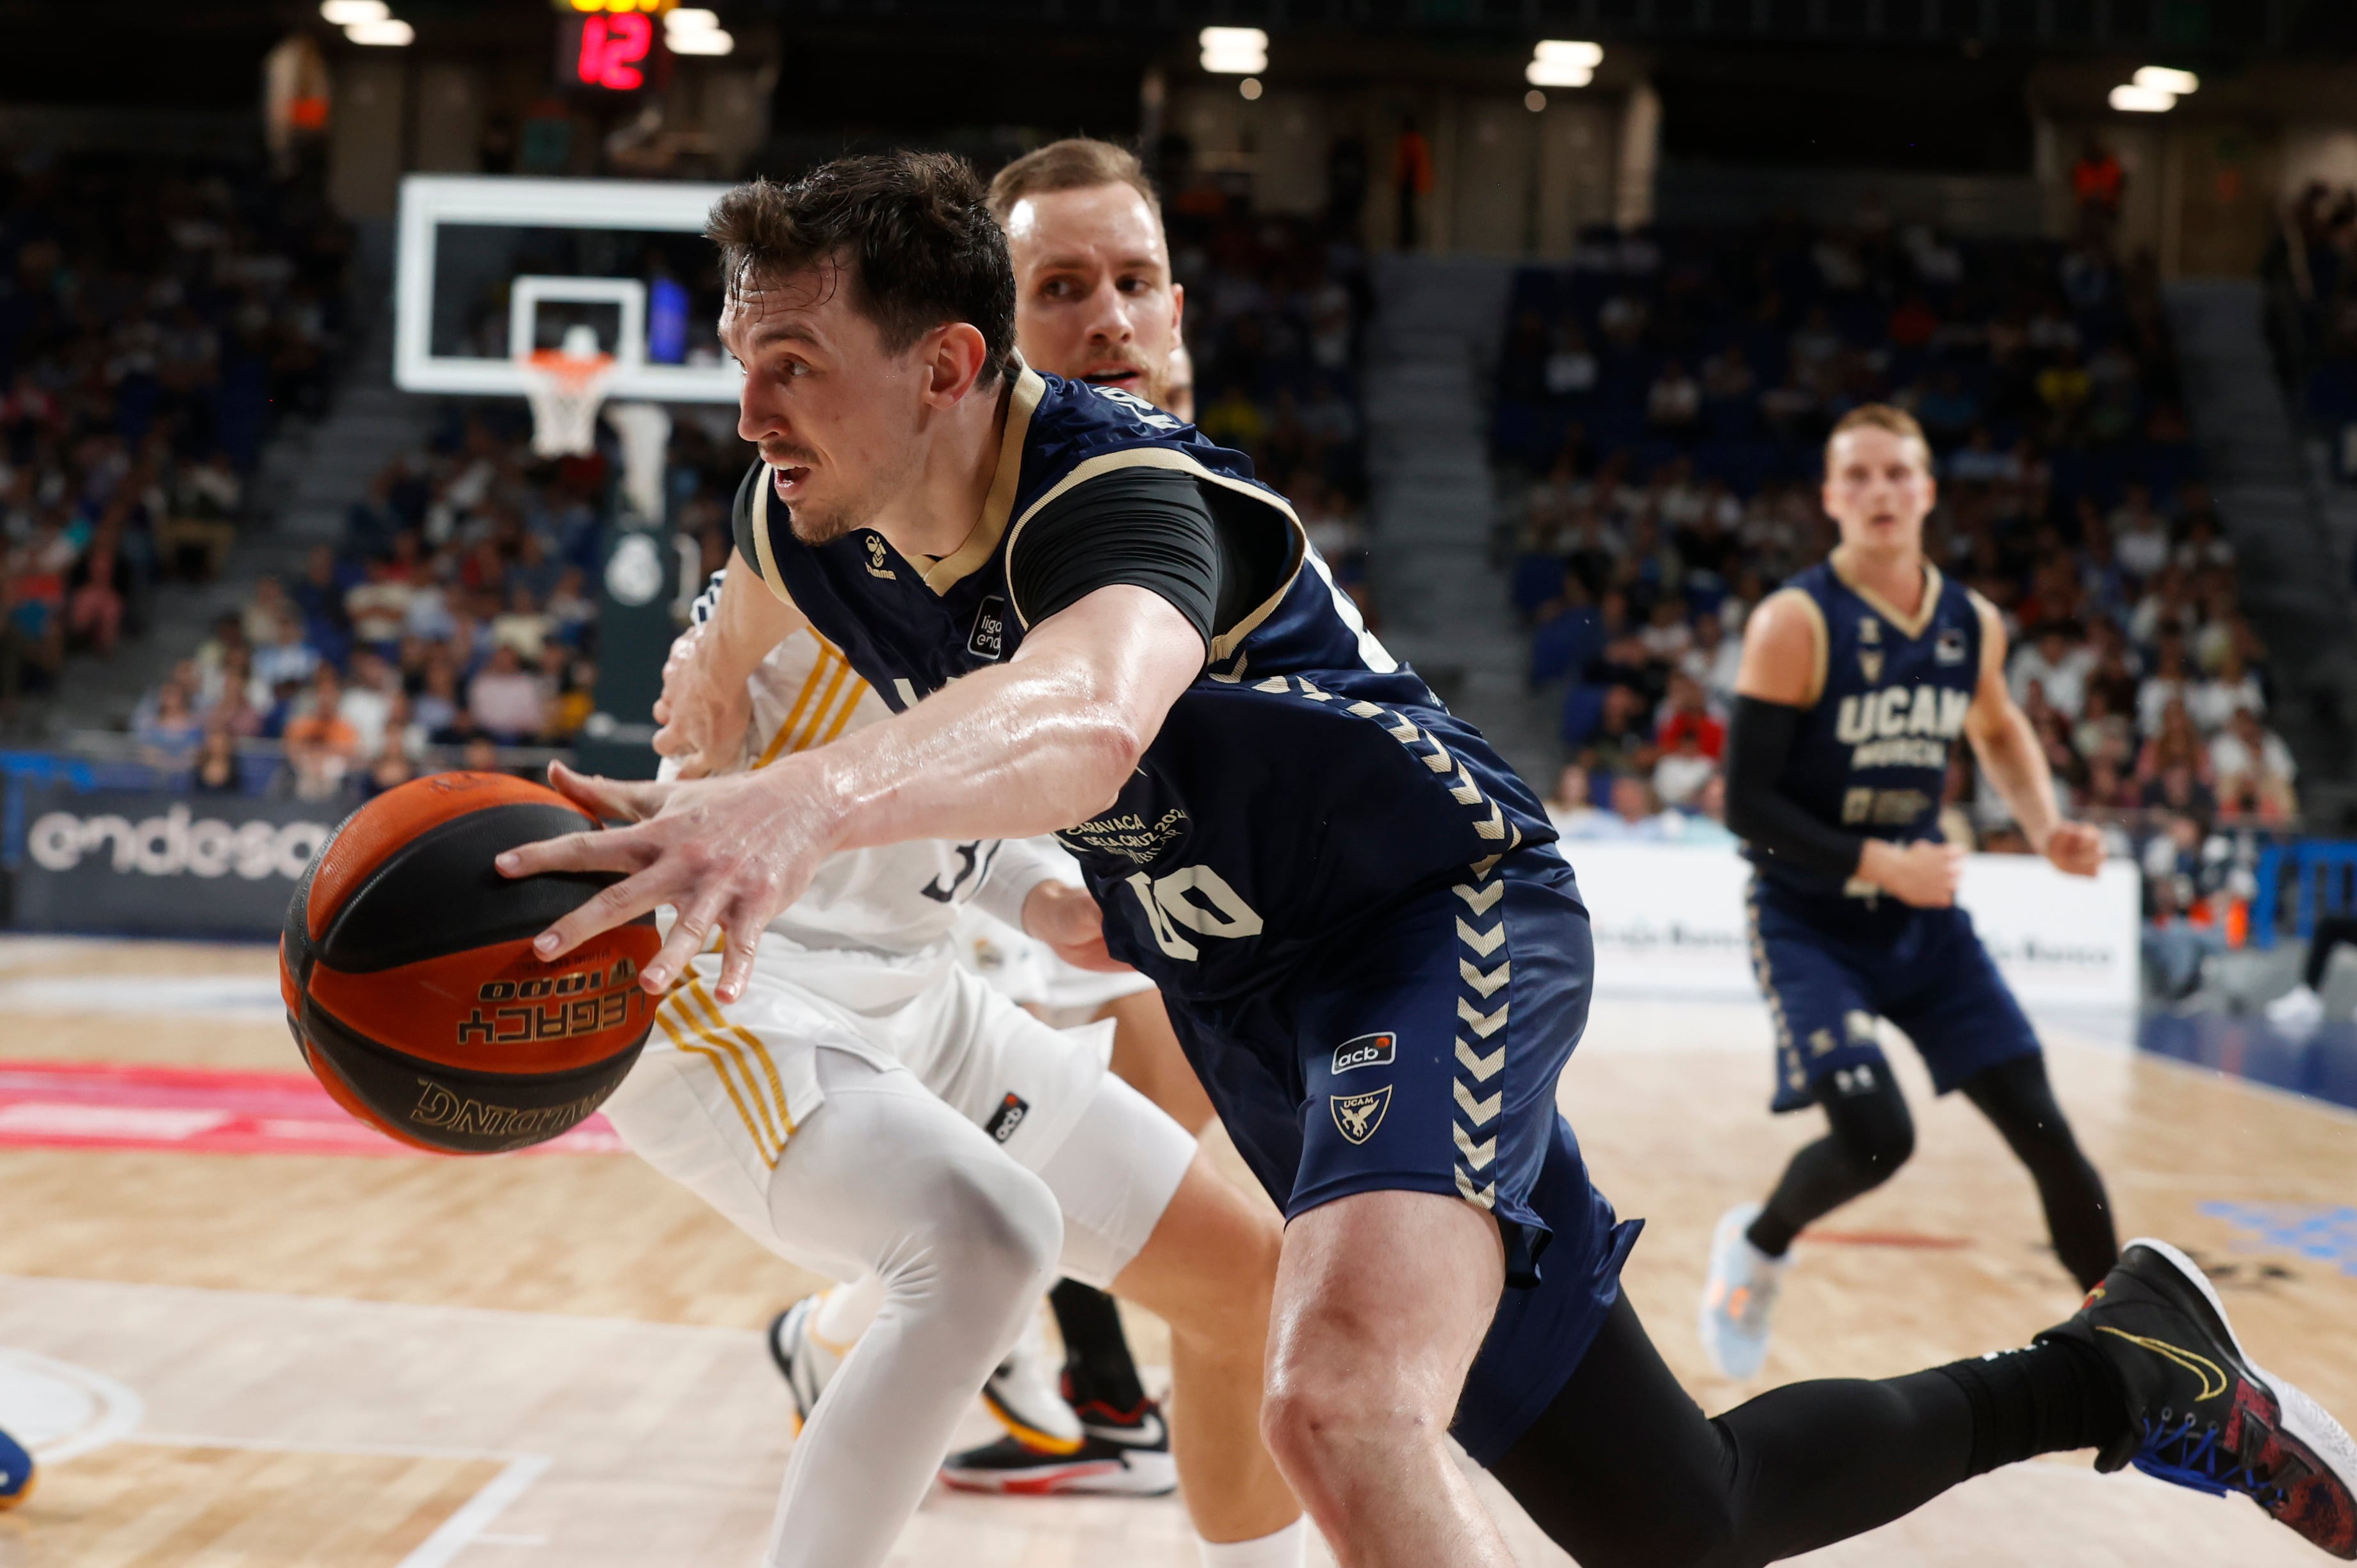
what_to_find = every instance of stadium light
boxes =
[1200,27,1268,75]
[1239,77,1264,101]
[2108,83,2176,112]
[319,0,387,21]
[345,17,414,44]
[1526,40,1601,89]
[2133,65,2200,95]
[665,10,735,56]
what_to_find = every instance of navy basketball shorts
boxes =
[1169,847,1640,1466]
[1747,874,2043,1115]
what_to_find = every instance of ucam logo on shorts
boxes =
[1331,1032,1396,1075]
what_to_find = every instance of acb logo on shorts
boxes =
[1331,1032,1396,1075]
[984,1092,1029,1143]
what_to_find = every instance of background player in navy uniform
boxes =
[504,156,2357,1565]
[1700,404,2121,1380]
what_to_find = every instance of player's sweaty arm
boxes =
[1960,598,2103,879]
[499,577,1202,1000]
[1724,588,1964,908]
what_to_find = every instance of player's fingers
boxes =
[713,915,762,1004]
[532,865,672,961]
[642,888,726,993]
[495,824,643,879]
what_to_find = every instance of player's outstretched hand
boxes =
[1022,881,1132,974]
[650,621,752,780]
[1860,838,1967,908]
[495,759,835,1002]
[2041,819,2105,879]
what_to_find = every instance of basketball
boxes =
[278,772,661,1155]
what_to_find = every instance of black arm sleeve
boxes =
[1723,696,1870,882]
[1006,467,1291,658]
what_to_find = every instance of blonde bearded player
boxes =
[600,614,1300,1560]
[770,138,1225,1499]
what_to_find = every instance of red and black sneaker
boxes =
[2040,1237,2356,1558]
[939,1428,1175,1497]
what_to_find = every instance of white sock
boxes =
[811,1273,886,1354]
[1200,1517,1309,1568]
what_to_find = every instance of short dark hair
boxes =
[706,152,1016,384]
[987,138,1159,227]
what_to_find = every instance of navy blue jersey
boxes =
[1749,560,1987,897]
[737,364,1558,1007]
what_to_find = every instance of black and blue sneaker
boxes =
[2041,1237,2356,1558]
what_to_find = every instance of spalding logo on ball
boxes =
[279,772,661,1154]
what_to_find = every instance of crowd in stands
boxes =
[0,151,348,717]
[120,160,1370,804]
[1495,218,2298,945]
[132,403,754,802]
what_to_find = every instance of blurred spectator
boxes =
[2009,621,2094,717]
[191,728,243,794]
[133,679,204,769]
[1543,764,1597,837]
[1561,774,1671,840]
[2208,706,2297,822]
[468,644,547,743]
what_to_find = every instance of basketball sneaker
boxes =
[942,1323,1177,1496]
[0,1426,32,1509]
[2039,1237,2356,1557]
[2266,983,2327,1035]
[1699,1202,1789,1380]
[767,1293,847,1437]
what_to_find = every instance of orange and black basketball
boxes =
[279,771,660,1155]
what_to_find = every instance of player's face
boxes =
[722,261,929,546]
[1004,184,1184,407]
[1820,427,1936,555]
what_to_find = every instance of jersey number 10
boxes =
[1124,866,1264,961]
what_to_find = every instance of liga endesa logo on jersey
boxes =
[26,804,330,881]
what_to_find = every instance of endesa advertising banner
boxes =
[6,787,337,938]
[1566,840,2142,1009]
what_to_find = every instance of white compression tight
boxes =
[763,1049,1064,1568]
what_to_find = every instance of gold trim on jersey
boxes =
[1000,446,1308,664]
[750,633,874,769]
[1761,587,1830,707]
[747,469,790,605]
[1830,557,1943,641]
[924,361,1046,595]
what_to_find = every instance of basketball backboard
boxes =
[393,174,742,404]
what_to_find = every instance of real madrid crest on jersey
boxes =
[863,534,895,579]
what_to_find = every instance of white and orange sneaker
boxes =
[1699,1202,1790,1380]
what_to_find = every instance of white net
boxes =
[522,335,618,459]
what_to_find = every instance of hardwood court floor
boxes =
[0,936,2349,1565]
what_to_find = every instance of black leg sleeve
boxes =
[1746,1059,1915,1259]
[1958,1056,2117,1292]
[1489,1293,2123,1568]
[1047,1279,1147,1415]
[2303,915,2357,993]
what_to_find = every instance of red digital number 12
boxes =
[578,13,653,92]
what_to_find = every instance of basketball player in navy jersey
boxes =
[1700,404,2121,1380]
[506,156,2356,1564]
